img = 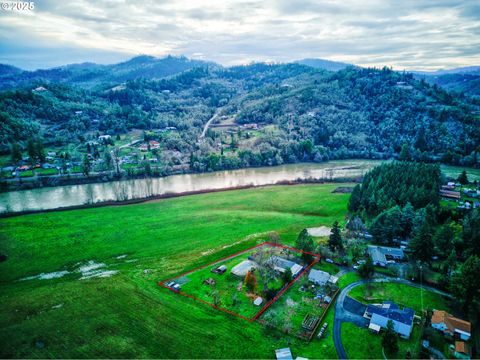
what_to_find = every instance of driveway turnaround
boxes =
[332,276,451,359]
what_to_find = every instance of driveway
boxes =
[332,276,451,359]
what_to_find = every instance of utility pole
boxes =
[420,264,424,314]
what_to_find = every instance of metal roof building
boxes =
[364,301,414,338]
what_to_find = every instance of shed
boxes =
[212,265,227,274]
[253,297,263,306]
[275,348,293,360]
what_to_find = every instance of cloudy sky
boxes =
[0,0,479,70]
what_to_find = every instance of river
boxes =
[0,160,382,213]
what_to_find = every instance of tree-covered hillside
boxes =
[1,58,479,178]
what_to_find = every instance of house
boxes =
[211,265,227,274]
[42,163,56,169]
[149,140,160,149]
[242,123,258,130]
[98,135,111,141]
[33,86,47,92]
[431,310,471,340]
[364,301,414,338]
[308,269,337,286]
[231,260,257,277]
[367,246,404,267]
[452,341,471,359]
[440,190,461,200]
[268,256,303,277]
[275,348,293,360]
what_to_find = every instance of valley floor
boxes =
[0,184,349,358]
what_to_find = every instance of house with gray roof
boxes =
[368,245,404,267]
[268,256,303,277]
[308,269,337,286]
[364,301,414,338]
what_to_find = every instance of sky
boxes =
[0,0,479,71]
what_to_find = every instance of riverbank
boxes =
[0,159,366,193]
[2,160,478,215]
[2,159,479,194]
[0,178,356,218]
[0,160,380,214]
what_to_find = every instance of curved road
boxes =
[200,109,222,138]
[333,276,451,359]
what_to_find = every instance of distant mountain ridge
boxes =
[411,66,480,76]
[411,66,480,96]
[295,58,351,71]
[0,55,478,96]
[0,55,217,90]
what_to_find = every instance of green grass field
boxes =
[0,183,350,358]
[348,282,450,313]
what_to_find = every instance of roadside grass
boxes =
[374,266,398,277]
[348,282,450,313]
[337,272,361,288]
[0,184,349,358]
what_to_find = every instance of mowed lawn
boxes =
[0,183,350,358]
[341,321,422,359]
[348,282,450,313]
[343,282,451,359]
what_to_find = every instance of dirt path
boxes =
[200,109,222,138]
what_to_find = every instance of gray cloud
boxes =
[0,0,478,70]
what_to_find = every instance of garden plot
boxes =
[159,242,319,320]
[260,262,339,340]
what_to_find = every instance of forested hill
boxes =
[1,58,479,173]
[412,67,480,98]
[0,55,216,90]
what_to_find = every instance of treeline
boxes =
[1,63,479,172]
[349,162,442,216]
[348,162,480,324]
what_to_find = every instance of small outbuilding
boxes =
[275,348,293,360]
[231,260,257,277]
[212,265,227,274]
[203,278,216,286]
[253,297,263,306]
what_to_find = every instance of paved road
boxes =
[332,276,452,359]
